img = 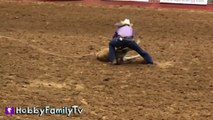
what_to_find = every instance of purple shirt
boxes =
[116,25,133,37]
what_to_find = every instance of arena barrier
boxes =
[39,0,213,10]
[101,0,213,5]
[101,0,213,10]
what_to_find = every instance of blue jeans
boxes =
[108,37,154,64]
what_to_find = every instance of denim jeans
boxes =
[108,37,154,64]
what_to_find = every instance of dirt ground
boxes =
[0,1,213,120]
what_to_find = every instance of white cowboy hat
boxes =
[115,19,133,26]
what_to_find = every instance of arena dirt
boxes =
[0,1,213,120]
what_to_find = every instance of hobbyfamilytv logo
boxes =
[5,106,15,116]
[5,105,83,116]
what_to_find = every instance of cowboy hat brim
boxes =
[115,21,133,26]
